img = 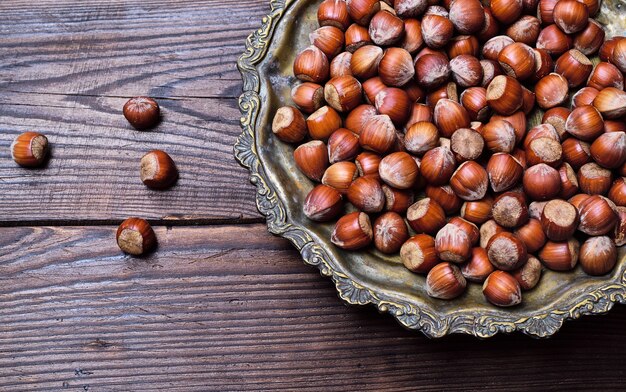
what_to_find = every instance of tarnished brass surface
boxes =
[235,0,626,338]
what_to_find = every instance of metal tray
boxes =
[235,0,626,338]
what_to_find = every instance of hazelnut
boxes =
[355,151,382,180]
[523,164,561,201]
[558,163,580,199]
[378,48,415,87]
[497,42,536,81]
[505,16,541,45]
[420,146,456,185]
[540,199,579,241]
[435,224,472,263]
[327,128,360,164]
[479,219,505,249]
[294,140,329,182]
[291,82,325,114]
[449,55,483,88]
[344,24,372,52]
[379,152,419,189]
[293,46,330,83]
[593,87,626,120]
[491,111,527,144]
[571,86,599,108]
[394,0,429,18]
[407,197,447,235]
[561,137,591,170]
[345,104,377,135]
[375,87,412,126]
[433,99,471,138]
[481,35,515,62]
[426,184,463,214]
[304,184,344,222]
[587,62,624,91]
[426,262,467,299]
[116,218,157,256]
[577,195,619,235]
[541,107,571,140]
[272,106,308,143]
[590,132,626,169]
[539,238,579,271]
[492,192,529,229]
[318,0,351,30]
[486,232,527,271]
[140,150,178,190]
[523,124,560,151]
[486,75,523,115]
[461,247,495,283]
[400,234,439,273]
[480,59,503,88]
[578,162,612,195]
[123,97,160,130]
[10,131,49,168]
[537,0,559,24]
[483,271,522,307]
[400,18,424,54]
[373,212,409,254]
[322,161,359,194]
[535,73,569,110]
[346,0,381,25]
[359,114,396,154]
[447,35,480,59]
[531,48,554,82]
[405,121,440,156]
[477,8,499,42]
[324,75,363,112]
[490,0,522,24]
[450,128,484,162]
[512,256,542,291]
[369,10,405,46]
[614,207,626,246]
[536,24,573,57]
[350,45,384,80]
[579,236,618,276]
[331,212,373,250]
[460,87,490,122]
[449,161,489,201]
[553,0,588,34]
[599,36,623,62]
[526,137,563,168]
[414,54,450,90]
[482,119,516,154]
[611,38,626,73]
[514,218,546,253]
[421,14,454,49]
[310,26,345,58]
[383,185,414,213]
[486,153,523,193]
[461,197,493,225]
[306,105,342,140]
[347,176,385,213]
[573,19,605,55]
[554,49,593,88]
[426,82,458,109]
[608,178,626,207]
[449,216,480,245]
[362,77,389,105]
[448,0,484,34]
[330,52,352,77]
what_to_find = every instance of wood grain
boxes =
[1,223,626,391]
[0,0,271,224]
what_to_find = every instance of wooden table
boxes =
[1,1,625,390]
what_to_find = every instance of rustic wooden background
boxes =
[1,1,626,391]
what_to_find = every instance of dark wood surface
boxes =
[1,1,625,391]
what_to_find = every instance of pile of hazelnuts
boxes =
[271,0,626,307]
[9,97,178,257]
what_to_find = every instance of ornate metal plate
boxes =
[235,0,626,338]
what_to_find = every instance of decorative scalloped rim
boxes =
[234,0,626,338]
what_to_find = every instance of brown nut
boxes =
[511,256,542,291]
[426,184,462,214]
[421,14,454,49]
[373,211,409,254]
[345,24,372,52]
[378,47,415,87]
[482,119,516,154]
[490,0,522,24]
[450,127,484,162]
[400,234,439,273]
[505,16,541,45]
[414,53,451,90]
[346,0,381,25]
[486,75,523,115]
[426,262,467,299]
[608,178,626,207]
[383,185,414,213]
[514,218,546,253]
[140,150,178,190]
[578,162,612,195]
[537,24,573,57]
[587,62,624,91]
[579,236,618,276]
[561,137,591,170]
[322,161,359,194]
[590,132,626,169]
[375,87,412,126]
[318,0,351,30]
[293,46,330,83]
[539,238,579,271]
[310,26,345,58]
[123,97,160,130]
[486,153,523,193]
[272,106,308,143]
[577,195,619,235]
[461,247,495,283]
[359,114,396,154]
[351,45,384,80]
[483,271,522,307]
[573,19,605,55]
[497,42,536,81]
[433,99,471,138]
[369,10,405,46]
[526,137,563,168]
[378,152,419,189]
[449,161,489,201]
[540,199,579,241]
[535,73,569,110]
[291,82,325,114]
[486,232,528,271]
[522,163,561,201]
[553,0,588,34]
[492,192,529,229]
[10,131,49,168]
[592,87,626,119]
[116,218,157,256]
[479,219,505,249]
[306,105,342,140]
[304,184,344,222]
[554,49,593,88]
[405,121,440,156]
[331,212,373,250]
[407,197,447,235]
[345,104,377,135]
[294,141,329,182]
[435,223,472,263]
[347,176,385,212]
[461,197,493,225]
[420,146,456,185]
[558,163,580,199]
[565,105,604,141]
[324,76,363,112]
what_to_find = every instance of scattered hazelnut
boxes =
[140,150,178,190]
[123,97,160,130]
[116,218,157,256]
[10,131,49,168]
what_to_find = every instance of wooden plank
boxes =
[1,223,626,391]
[0,0,271,224]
